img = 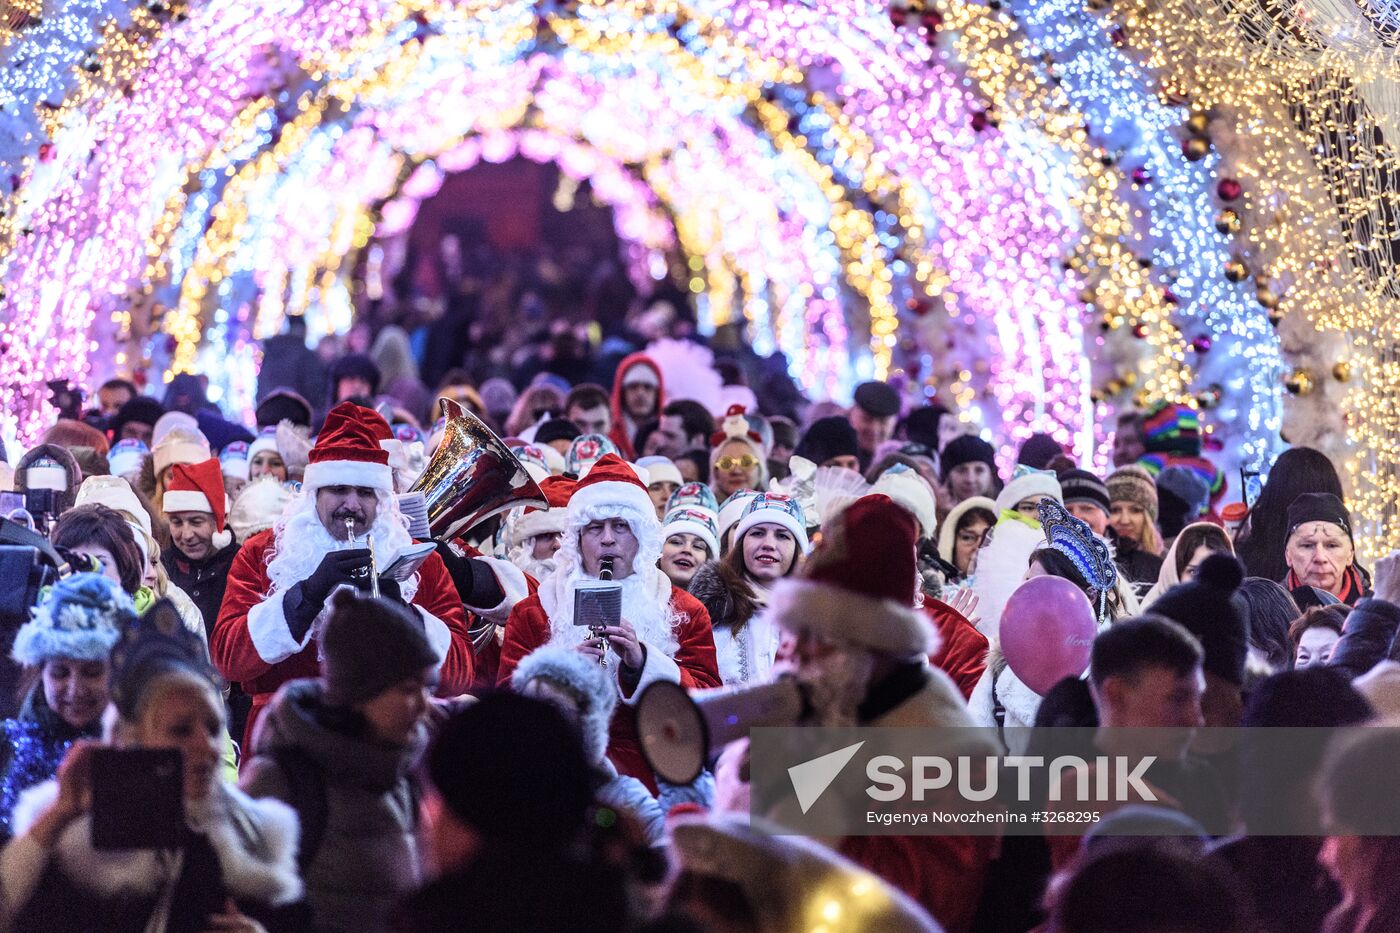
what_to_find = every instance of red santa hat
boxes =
[162,458,233,549]
[769,494,933,656]
[303,402,394,492]
[511,475,577,547]
[567,453,655,526]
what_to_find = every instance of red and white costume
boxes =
[213,403,473,749]
[497,454,719,791]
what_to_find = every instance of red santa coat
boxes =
[497,586,719,792]
[213,529,474,749]
[925,600,990,701]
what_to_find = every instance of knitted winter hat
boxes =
[509,443,552,484]
[255,389,314,429]
[1107,465,1159,522]
[107,438,149,478]
[940,434,998,483]
[321,589,438,708]
[219,441,250,481]
[1142,401,1202,457]
[902,405,949,451]
[636,456,683,489]
[733,492,811,555]
[108,396,165,442]
[1149,554,1249,686]
[565,434,619,477]
[303,402,393,493]
[770,494,931,656]
[717,489,763,545]
[163,458,232,549]
[662,506,721,559]
[1286,492,1353,543]
[247,427,281,467]
[151,426,211,476]
[109,598,221,720]
[1156,465,1211,537]
[11,572,135,666]
[793,416,860,467]
[535,418,582,448]
[995,465,1063,516]
[1058,469,1111,518]
[511,644,617,763]
[1017,433,1064,470]
[668,481,721,516]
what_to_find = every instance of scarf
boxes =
[1286,565,1367,606]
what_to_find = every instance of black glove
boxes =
[284,549,371,641]
[432,540,505,609]
[376,575,404,604]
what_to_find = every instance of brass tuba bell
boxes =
[408,398,547,541]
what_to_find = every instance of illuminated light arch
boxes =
[0,0,1284,479]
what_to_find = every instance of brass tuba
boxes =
[408,398,547,541]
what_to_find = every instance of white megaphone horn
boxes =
[636,678,810,784]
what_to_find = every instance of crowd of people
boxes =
[0,310,1395,933]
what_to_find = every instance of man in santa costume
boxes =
[213,402,473,750]
[755,494,997,933]
[497,453,719,790]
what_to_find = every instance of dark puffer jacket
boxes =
[241,680,427,933]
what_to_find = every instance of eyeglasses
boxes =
[716,454,760,472]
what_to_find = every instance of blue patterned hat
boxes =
[734,492,811,554]
[12,572,135,666]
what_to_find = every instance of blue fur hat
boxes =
[12,572,135,666]
[511,645,616,764]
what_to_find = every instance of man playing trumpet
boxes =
[214,403,474,751]
[497,454,719,791]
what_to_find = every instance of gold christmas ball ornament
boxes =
[1256,285,1280,309]
[1224,260,1249,282]
[1182,137,1211,161]
[1333,361,1351,382]
[1214,209,1242,235]
[1079,287,1097,304]
[1186,112,1210,135]
[1284,369,1315,395]
[1267,308,1285,327]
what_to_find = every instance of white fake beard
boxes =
[509,545,558,584]
[794,647,876,728]
[264,493,419,602]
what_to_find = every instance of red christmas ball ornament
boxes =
[889,5,908,27]
[132,370,149,389]
[920,9,943,31]
[1191,335,1212,353]
[971,109,991,132]
[1131,166,1152,185]
[1162,287,1180,305]
[1217,178,1243,201]
[906,298,933,317]
[1109,25,1128,46]
[37,144,54,163]
[1132,323,1149,339]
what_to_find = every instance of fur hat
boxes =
[255,389,313,429]
[770,495,931,656]
[11,572,135,666]
[1107,465,1158,522]
[869,465,937,539]
[303,402,393,492]
[1149,554,1249,686]
[995,465,1063,516]
[74,475,152,538]
[320,590,438,708]
[511,645,616,763]
[228,476,294,542]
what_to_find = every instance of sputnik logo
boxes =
[788,741,864,814]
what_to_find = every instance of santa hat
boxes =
[568,453,655,526]
[663,506,721,558]
[733,492,811,554]
[303,402,393,492]
[511,475,577,547]
[994,465,1063,516]
[511,645,617,763]
[163,458,233,549]
[769,494,931,656]
[229,476,294,542]
[152,426,211,476]
[220,441,250,481]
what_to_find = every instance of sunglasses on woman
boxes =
[716,454,760,471]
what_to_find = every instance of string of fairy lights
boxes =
[5,0,1391,550]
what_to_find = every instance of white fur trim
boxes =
[419,607,452,665]
[473,556,530,622]
[512,508,568,547]
[569,480,655,526]
[247,589,315,664]
[302,458,393,492]
[969,516,1044,641]
[11,781,302,905]
[768,578,933,656]
[619,640,682,702]
[162,489,213,515]
[936,496,998,564]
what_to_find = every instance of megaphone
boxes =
[636,678,809,784]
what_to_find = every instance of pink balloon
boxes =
[1000,576,1097,696]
